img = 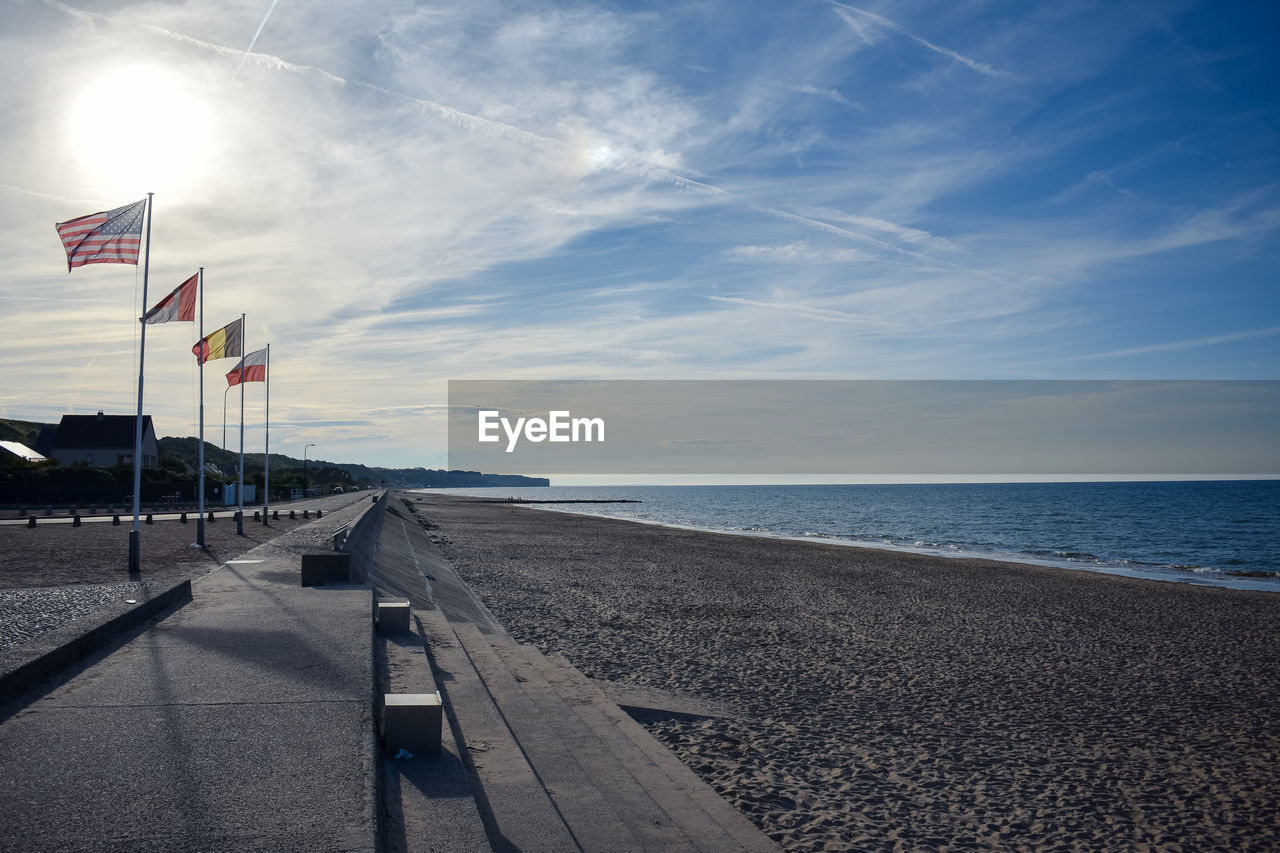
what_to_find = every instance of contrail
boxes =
[828,0,1013,79]
[47,0,1013,285]
[233,0,281,81]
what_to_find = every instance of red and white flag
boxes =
[55,198,146,271]
[141,273,197,324]
[226,347,267,386]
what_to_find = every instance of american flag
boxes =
[55,198,146,271]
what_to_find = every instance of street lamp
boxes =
[222,385,233,449]
[303,443,316,498]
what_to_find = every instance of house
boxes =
[49,411,159,468]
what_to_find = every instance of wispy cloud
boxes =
[1052,326,1280,362]
[705,295,902,327]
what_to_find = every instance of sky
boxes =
[1,0,1277,475]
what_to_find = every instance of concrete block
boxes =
[377,600,411,633]
[300,552,351,586]
[382,693,442,755]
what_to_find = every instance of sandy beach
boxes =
[414,493,1280,852]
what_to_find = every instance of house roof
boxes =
[0,440,45,462]
[52,414,156,450]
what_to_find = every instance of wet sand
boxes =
[414,493,1280,852]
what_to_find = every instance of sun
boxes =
[67,64,215,197]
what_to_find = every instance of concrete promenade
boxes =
[0,494,379,853]
[1,491,781,852]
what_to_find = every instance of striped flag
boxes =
[193,318,243,364]
[55,198,146,271]
[141,273,197,324]
[226,347,267,386]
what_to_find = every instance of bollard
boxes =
[208,511,216,523]
[371,495,377,503]
[303,510,310,519]
[272,510,279,520]
[253,510,261,521]
[112,515,120,526]
[316,509,323,518]
[73,515,81,527]
[180,512,188,524]
[27,516,36,528]
[145,513,154,524]
[289,510,296,519]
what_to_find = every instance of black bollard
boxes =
[113,515,121,526]
[272,510,279,520]
[253,510,260,521]
[27,516,36,528]
[180,513,188,523]
[302,510,310,519]
[208,511,216,523]
[145,514,154,525]
[316,509,323,518]
[73,515,81,527]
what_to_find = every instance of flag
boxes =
[193,318,243,364]
[55,198,146,271]
[141,273,197,324]
[226,347,267,386]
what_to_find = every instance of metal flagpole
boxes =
[196,267,206,547]
[237,313,246,536]
[128,193,154,574]
[262,343,270,525]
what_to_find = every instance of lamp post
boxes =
[303,443,316,498]
[222,385,233,449]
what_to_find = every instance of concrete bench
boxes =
[382,693,442,756]
[377,599,411,633]
[300,552,351,586]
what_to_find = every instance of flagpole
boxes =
[196,267,206,548]
[128,193,154,574]
[262,343,270,525]
[237,313,246,536]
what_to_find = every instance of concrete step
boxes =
[378,613,489,853]
[452,621,644,852]
[484,633,696,851]
[528,649,779,853]
[417,609,579,853]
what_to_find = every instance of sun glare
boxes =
[67,64,215,197]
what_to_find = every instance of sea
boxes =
[431,480,1280,593]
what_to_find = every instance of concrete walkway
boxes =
[0,497,379,853]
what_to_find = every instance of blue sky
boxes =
[0,0,1277,471]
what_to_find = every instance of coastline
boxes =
[428,482,1280,593]
[416,492,1280,852]
[520,503,1280,593]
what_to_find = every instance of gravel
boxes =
[0,582,156,654]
